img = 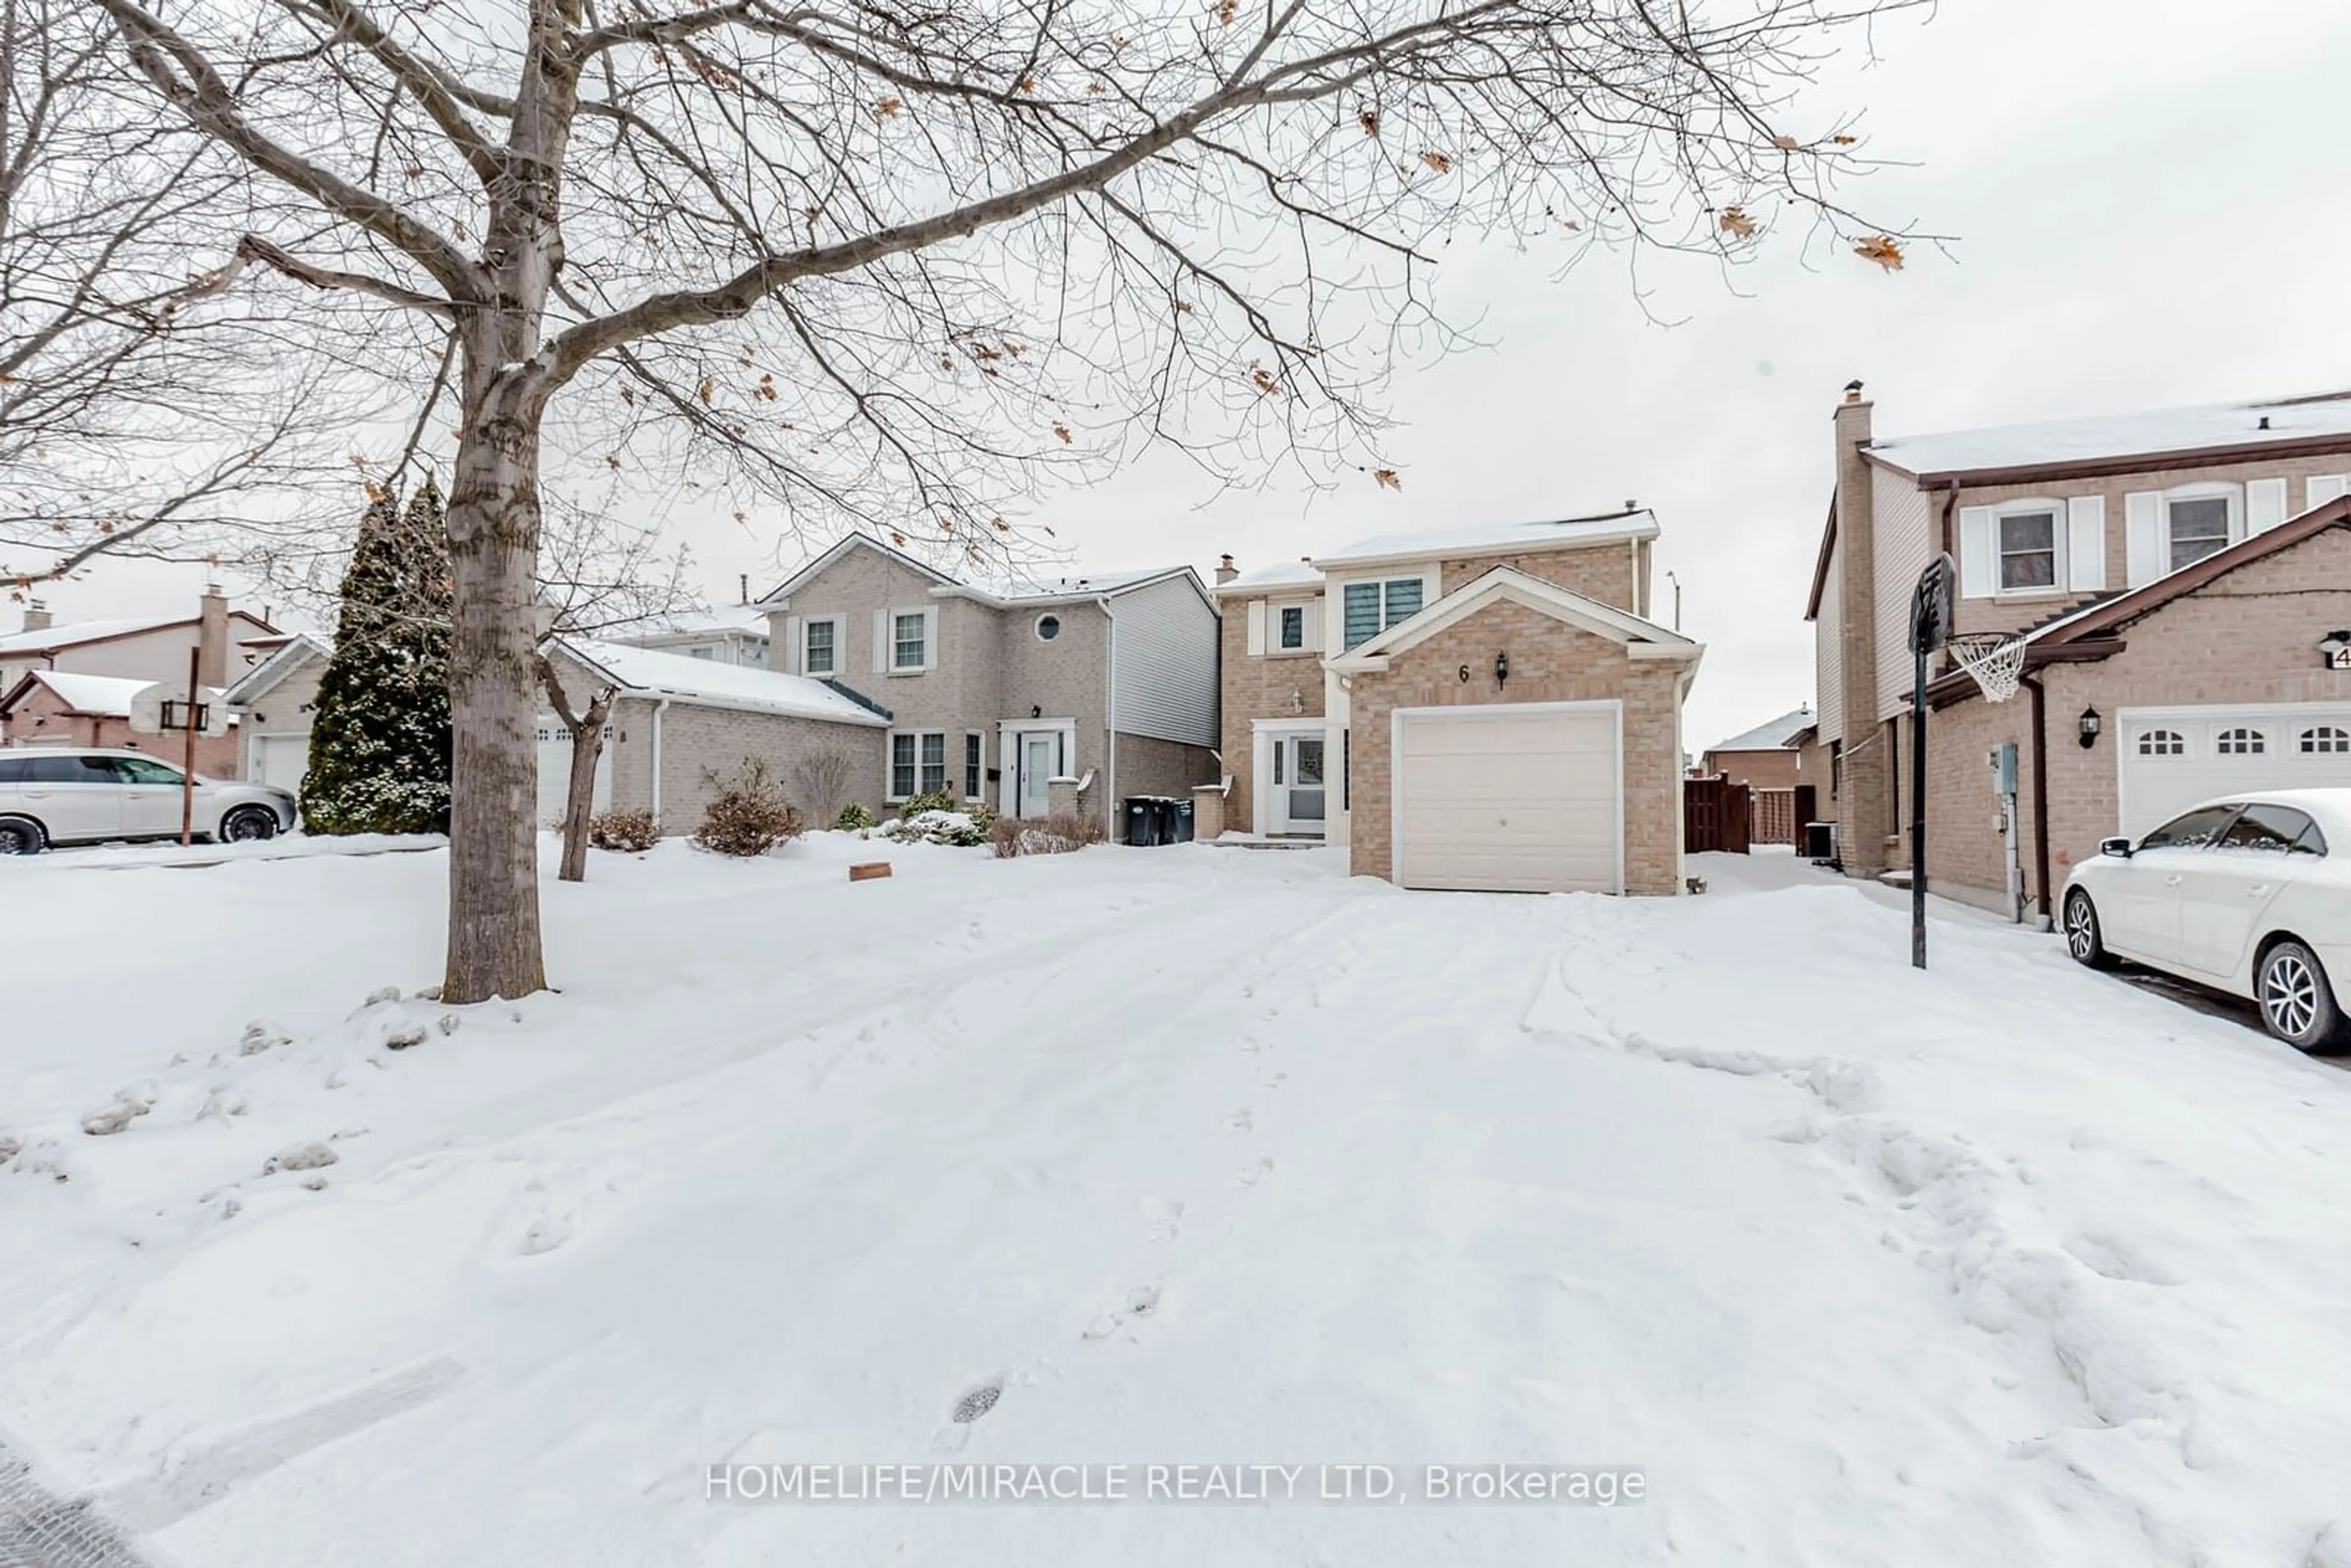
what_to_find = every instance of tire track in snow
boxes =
[0,1435,148,1568]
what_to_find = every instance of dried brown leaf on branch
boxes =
[1831,133,1858,146]
[1373,468,1401,492]
[1717,205,1758,239]
[890,530,907,546]
[1358,108,1381,138]
[756,373,777,400]
[605,454,621,470]
[697,377,714,404]
[1018,75,1037,93]
[875,96,902,119]
[1174,298,1194,315]
[1771,133,1801,150]
[618,386,634,406]
[1853,234,1905,272]
[1419,150,1452,174]
[1213,0,1238,23]
[1250,366,1280,396]
[1052,422,1073,443]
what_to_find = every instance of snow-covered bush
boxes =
[589,809,661,852]
[987,812,1106,858]
[880,805,995,847]
[833,802,874,832]
[691,762,806,857]
[897,787,961,817]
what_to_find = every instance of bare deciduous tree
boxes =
[77,0,1924,1001]
[791,749,858,825]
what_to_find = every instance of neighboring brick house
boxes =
[610,602,770,667]
[754,535,1220,833]
[0,670,239,776]
[1804,382,2351,916]
[1700,707,1813,789]
[1219,508,1704,895]
[225,635,890,830]
[0,589,277,696]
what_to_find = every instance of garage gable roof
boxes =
[1326,565,1703,672]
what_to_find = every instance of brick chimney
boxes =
[21,599,50,634]
[198,584,228,687]
[1214,554,1238,586]
[1832,380,1890,878]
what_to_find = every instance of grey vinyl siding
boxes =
[1108,575,1218,748]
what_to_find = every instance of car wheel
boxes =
[2257,939,2345,1053]
[0,815,44,855]
[2063,888,2116,970]
[221,806,279,843]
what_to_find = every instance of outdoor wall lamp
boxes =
[2322,630,2351,671]
[1495,650,1510,688]
[2079,705,2102,749]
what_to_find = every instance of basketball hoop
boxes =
[1945,631,2028,705]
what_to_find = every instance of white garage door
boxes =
[535,715,615,826]
[250,733,309,792]
[2118,702,2351,838]
[1393,702,1621,893]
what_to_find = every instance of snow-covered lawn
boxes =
[5,836,2351,1564]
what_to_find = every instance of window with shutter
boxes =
[892,612,927,670]
[1997,510,2058,590]
[1279,605,1305,649]
[2167,497,2231,569]
[804,618,836,675]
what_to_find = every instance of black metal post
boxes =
[1911,647,1928,969]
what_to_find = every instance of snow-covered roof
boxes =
[563,639,886,726]
[1314,507,1659,569]
[941,566,1198,606]
[10,670,229,716]
[1709,707,1815,754]
[1217,560,1324,595]
[0,614,186,655]
[1867,390,2351,480]
[626,604,770,640]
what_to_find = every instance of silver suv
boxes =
[0,748,297,853]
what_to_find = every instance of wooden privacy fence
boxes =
[1684,775,1752,854]
[1752,789,1796,846]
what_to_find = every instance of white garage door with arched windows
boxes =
[2118,702,2351,838]
[1392,700,1622,893]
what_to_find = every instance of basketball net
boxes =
[1945,631,2028,703]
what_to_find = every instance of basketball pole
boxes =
[179,645,199,846]
[1911,642,1927,970]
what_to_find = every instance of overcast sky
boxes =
[29,0,2351,751]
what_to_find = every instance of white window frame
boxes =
[1335,574,1432,651]
[2214,726,2267,757]
[1992,500,2066,596]
[963,731,986,800]
[891,610,929,672]
[2300,726,2351,755]
[800,614,844,677]
[2161,482,2243,571]
[2135,727,2186,757]
[887,728,950,801]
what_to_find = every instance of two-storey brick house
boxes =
[757,535,1219,831]
[1805,382,2351,919]
[1216,509,1704,895]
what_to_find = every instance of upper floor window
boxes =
[1278,606,1305,650]
[2168,495,2232,571]
[2137,728,2185,757]
[2300,726,2350,754]
[1998,509,2058,591]
[1341,577,1424,650]
[803,618,836,675]
[2216,727,2265,756]
[892,611,927,671]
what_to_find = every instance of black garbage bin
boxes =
[1168,797,1195,844]
[1125,797,1161,847]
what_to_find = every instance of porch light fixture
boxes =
[2078,705,2101,749]
[2322,630,2351,671]
[1494,650,1510,688]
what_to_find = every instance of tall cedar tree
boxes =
[300,481,454,834]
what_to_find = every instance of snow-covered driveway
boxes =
[4,838,2349,1565]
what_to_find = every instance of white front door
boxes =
[1271,732,1327,834]
[1019,733,1056,817]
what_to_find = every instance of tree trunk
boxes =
[441,384,549,1003]
[557,691,613,883]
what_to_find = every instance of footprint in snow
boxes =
[1223,1109,1253,1135]
[1082,1285,1162,1341]
[1260,1071,1288,1090]
[1145,1199,1185,1243]
[1232,1157,1273,1189]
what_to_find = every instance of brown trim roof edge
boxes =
[1802,492,1838,621]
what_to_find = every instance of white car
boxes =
[0,748,298,853]
[2062,789,2351,1051]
